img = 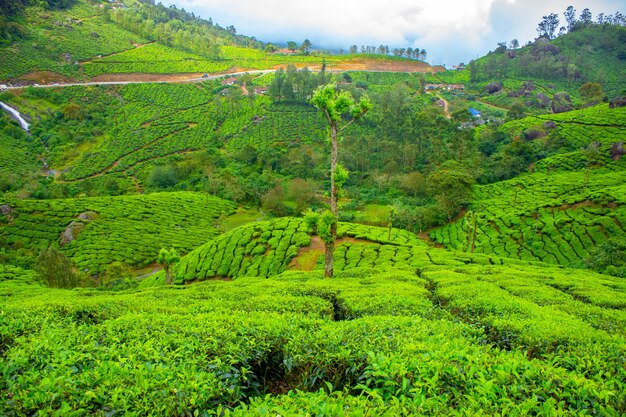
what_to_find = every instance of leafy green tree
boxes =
[157,248,180,285]
[289,178,318,214]
[102,261,133,288]
[564,6,576,31]
[579,8,592,25]
[579,82,604,104]
[35,247,82,288]
[300,39,312,54]
[261,184,288,216]
[427,161,475,222]
[585,238,626,277]
[311,84,372,277]
[287,41,298,52]
[148,165,177,189]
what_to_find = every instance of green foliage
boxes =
[0,1,149,80]
[175,217,312,281]
[470,25,626,88]
[311,84,372,122]
[1,264,625,415]
[157,247,180,285]
[35,246,82,288]
[317,211,336,244]
[0,112,40,193]
[480,103,626,182]
[175,217,546,284]
[427,160,475,221]
[585,237,626,277]
[148,165,178,189]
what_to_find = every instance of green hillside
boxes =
[0,192,235,274]
[0,0,263,82]
[471,25,626,93]
[0,112,40,193]
[0,0,431,84]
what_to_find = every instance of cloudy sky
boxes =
[169,0,625,66]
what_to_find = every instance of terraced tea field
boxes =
[2,259,625,415]
[174,218,546,283]
[430,163,626,267]
[0,192,235,274]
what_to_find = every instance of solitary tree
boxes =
[579,82,604,104]
[157,247,180,285]
[311,84,372,277]
[35,246,81,288]
[287,41,298,52]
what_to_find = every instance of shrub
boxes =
[35,246,83,288]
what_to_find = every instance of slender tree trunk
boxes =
[324,123,339,278]
[324,224,335,278]
[165,266,170,285]
[330,123,338,215]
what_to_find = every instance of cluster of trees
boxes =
[263,40,312,54]
[268,65,330,102]
[348,45,427,61]
[537,6,625,40]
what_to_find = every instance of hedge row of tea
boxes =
[175,218,546,283]
[2,264,624,415]
[430,166,626,267]
[532,143,626,174]
[0,192,235,274]
[225,104,327,152]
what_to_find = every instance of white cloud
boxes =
[170,0,625,65]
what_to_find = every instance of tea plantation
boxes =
[2,260,625,415]
[430,163,626,267]
[0,192,235,274]
[175,218,546,284]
